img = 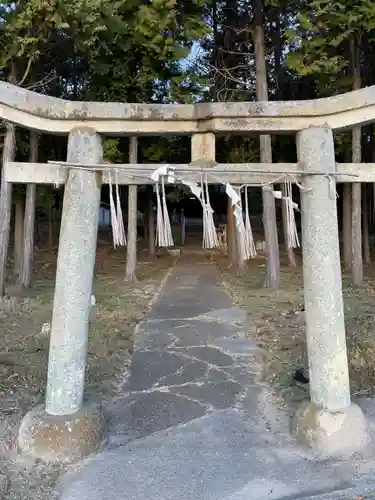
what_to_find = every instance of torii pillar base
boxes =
[18,404,104,464]
[292,401,368,460]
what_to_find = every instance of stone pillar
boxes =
[292,126,368,459]
[18,127,104,463]
[191,132,215,164]
[191,132,216,252]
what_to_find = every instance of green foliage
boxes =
[141,136,190,163]
[142,139,169,163]
[37,186,55,210]
[80,0,208,103]
[286,0,375,81]
[103,138,123,163]
[0,0,208,215]
[0,0,119,85]
[3,0,375,200]
[221,137,259,163]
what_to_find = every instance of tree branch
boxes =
[17,56,34,87]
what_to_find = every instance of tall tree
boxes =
[253,0,280,288]
[0,0,124,295]
[350,34,363,285]
[125,137,139,283]
[287,0,375,284]
[18,131,39,288]
[272,3,297,268]
[0,120,16,296]
[82,0,207,103]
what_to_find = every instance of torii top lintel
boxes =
[0,80,374,135]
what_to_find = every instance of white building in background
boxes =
[98,203,145,228]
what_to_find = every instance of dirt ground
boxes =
[0,244,174,500]
[4,239,375,498]
[217,250,375,412]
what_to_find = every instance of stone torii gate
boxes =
[1,80,374,461]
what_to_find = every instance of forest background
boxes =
[0,0,373,289]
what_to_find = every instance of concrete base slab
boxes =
[58,409,357,500]
[18,403,105,464]
[292,401,370,459]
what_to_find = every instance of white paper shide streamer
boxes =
[236,196,248,263]
[273,179,300,248]
[226,183,246,262]
[179,176,219,249]
[151,166,174,247]
[244,187,257,258]
[108,170,126,248]
[201,174,219,249]
[225,183,257,262]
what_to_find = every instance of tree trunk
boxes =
[372,128,375,251]
[253,0,280,288]
[281,185,297,268]
[18,131,39,287]
[227,196,236,268]
[235,223,245,274]
[52,206,58,243]
[342,139,352,267]
[0,123,16,296]
[48,207,54,252]
[144,200,149,244]
[35,217,41,246]
[212,0,219,101]
[13,197,25,275]
[125,137,138,283]
[343,183,352,267]
[351,37,363,286]
[352,141,363,285]
[147,186,155,258]
[363,184,371,264]
[274,7,296,269]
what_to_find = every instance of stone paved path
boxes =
[103,258,261,448]
[59,258,375,500]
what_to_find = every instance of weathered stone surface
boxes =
[169,380,242,409]
[0,473,10,496]
[8,161,375,188]
[210,337,259,357]
[2,79,375,134]
[105,261,257,447]
[196,307,246,325]
[156,360,208,386]
[297,127,351,412]
[292,401,370,459]
[46,128,102,416]
[134,330,175,351]
[206,367,233,383]
[58,409,355,500]
[150,273,232,321]
[169,320,240,347]
[123,350,188,391]
[191,132,215,164]
[170,346,234,367]
[18,404,105,464]
[105,391,207,446]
